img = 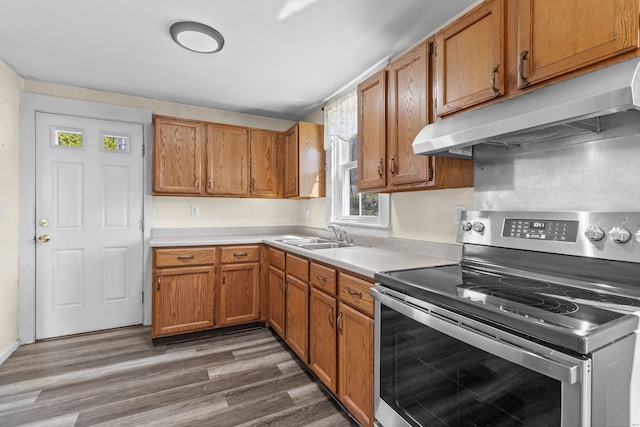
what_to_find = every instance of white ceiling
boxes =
[0,0,476,121]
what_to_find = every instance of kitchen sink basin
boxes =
[297,242,359,250]
[277,237,362,250]
[278,237,333,246]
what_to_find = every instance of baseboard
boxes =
[0,340,20,366]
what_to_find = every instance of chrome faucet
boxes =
[328,224,347,242]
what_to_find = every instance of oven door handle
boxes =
[372,287,583,385]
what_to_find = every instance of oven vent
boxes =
[413,57,640,158]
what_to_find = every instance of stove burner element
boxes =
[563,289,640,307]
[498,277,552,289]
[464,285,580,315]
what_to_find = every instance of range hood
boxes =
[413,57,640,158]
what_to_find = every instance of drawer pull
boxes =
[347,287,362,298]
[316,274,327,282]
[177,255,195,260]
[233,253,248,258]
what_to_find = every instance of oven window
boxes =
[379,305,561,426]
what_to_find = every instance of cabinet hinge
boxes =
[142,144,145,157]
[142,291,144,304]
[140,218,145,231]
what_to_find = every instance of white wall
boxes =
[0,61,22,358]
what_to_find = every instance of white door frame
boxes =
[19,94,153,344]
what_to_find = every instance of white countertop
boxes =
[150,232,458,278]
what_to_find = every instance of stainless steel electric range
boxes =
[372,211,640,427]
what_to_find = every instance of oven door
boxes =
[371,286,591,427]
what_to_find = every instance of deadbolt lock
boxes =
[39,219,49,227]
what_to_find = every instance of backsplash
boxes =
[474,116,640,212]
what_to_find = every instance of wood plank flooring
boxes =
[0,326,358,426]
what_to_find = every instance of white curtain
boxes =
[323,89,357,150]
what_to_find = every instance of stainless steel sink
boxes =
[297,242,359,250]
[277,237,362,250]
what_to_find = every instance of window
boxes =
[53,128,83,148]
[101,133,130,153]
[325,90,389,229]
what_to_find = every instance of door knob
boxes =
[37,234,50,243]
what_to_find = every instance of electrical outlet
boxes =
[454,205,466,224]
[191,205,199,216]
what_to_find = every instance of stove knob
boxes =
[472,221,485,233]
[584,226,605,242]
[609,226,632,243]
[462,221,472,231]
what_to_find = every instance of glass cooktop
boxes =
[375,264,640,343]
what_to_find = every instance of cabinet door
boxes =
[268,266,286,338]
[517,0,640,88]
[283,125,299,198]
[309,288,337,394]
[153,117,205,194]
[152,266,215,337]
[219,262,259,326]
[206,123,249,196]
[297,122,325,198]
[357,70,387,191]
[338,302,374,427]
[250,129,281,198]
[434,0,505,117]
[285,274,309,361]
[387,42,430,187]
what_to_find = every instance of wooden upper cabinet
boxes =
[387,42,430,187]
[357,70,387,191]
[283,125,299,197]
[206,123,249,196]
[434,0,505,117]
[516,0,640,88]
[153,116,206,194]
[250,129,281,198]
[284,122,325,198]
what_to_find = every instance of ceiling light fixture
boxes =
[170,21,224,54]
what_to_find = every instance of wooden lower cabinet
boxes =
[268,265,286,338]
[285,274,309,361]
[338,302,375,427]
[152,265,216,338]
[309,287,338,394]
[219,262,260,326]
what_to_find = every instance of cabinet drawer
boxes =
[339,272,374,317]
[310,262,337,295]
[269,247,285,270]
[286,253,309,282]
[154,247,217,268]
[221,245,260,263]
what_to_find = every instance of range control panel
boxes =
[502,219,580,242]
[458,211,640,263]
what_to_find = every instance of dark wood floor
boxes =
[0,326,358,426]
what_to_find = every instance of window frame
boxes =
[328,135,390,230]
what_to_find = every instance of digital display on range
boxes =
[502,219,579,242]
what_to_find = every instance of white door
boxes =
[35,112,144,339]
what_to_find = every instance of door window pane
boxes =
[102,134,130,152]
[54,129,83,148]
